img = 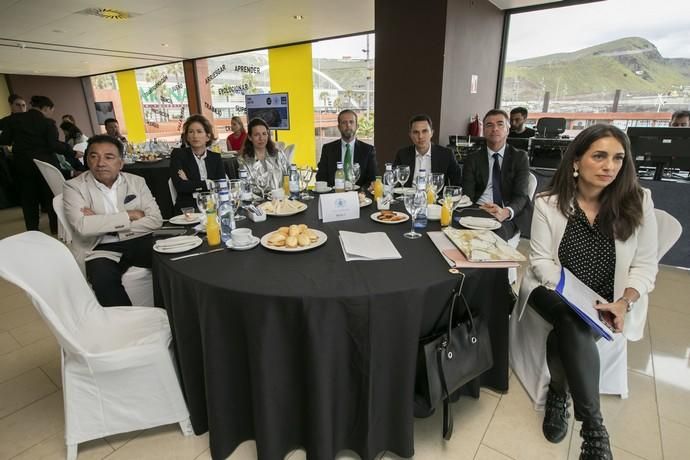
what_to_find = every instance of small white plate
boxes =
[457,216,502,231]
[370,211,410,224]
[393,187,414,195]
[438,197,473,208]
[169,213,203,225]
[260,229,328,252]
[225,236,260,250]
[314,187,332,193]
[153,236,203,254]
[359,197,373,207]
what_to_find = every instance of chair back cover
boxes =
[527,172,538,201]
[168,178,177,205]
[654,209,682,259]
[53,193,74,243]
[33,159,65,196]
[0,231,100,354]
[284,144,296,164]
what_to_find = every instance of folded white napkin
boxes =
[154,235,201,249]
[459,216,499,228]
[339,231,402,261]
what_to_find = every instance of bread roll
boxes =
[286,235,298,248]
[297,224,308,233]
[304,229,318,242]
[268,232,286,246]
[297,234,310,247]
[288,225,300,237]
[278,226,289,236]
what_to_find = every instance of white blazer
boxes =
[517,188,658,342]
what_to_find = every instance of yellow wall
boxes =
[0,75,11,118]
[115,70,146,143]
[268,44,316,167]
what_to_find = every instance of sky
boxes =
[312,34,375,60]
[506,0,690,62]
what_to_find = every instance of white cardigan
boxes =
[516,189,658,342]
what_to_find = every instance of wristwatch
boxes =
[619,296,634,312]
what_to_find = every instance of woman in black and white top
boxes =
[169,114,225,213]
[516,124,658,460]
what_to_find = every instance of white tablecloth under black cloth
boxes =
[153,201,514,460]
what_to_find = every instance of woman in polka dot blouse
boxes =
[516,124,658,460]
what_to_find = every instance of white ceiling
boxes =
[0,0,579,78]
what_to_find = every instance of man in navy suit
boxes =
[462,109,530,239]
[393,114,462,187]
[316,110,376,188]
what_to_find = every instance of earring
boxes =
[573,169,579,178]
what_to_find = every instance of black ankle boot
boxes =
[579,422,613,460]
[542,387,570,443]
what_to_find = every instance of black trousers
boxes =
[17,160,57,233]
[85,234,154,307]
[528,286,603,425]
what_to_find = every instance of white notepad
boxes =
[338,231,402,262]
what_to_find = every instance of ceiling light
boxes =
[293,15,304,20]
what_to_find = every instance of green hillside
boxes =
[503,37,690,100]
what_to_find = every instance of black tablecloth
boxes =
[124,156,239,219]
[153,200,513,460]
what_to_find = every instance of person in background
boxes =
[316,109,377,188]
[63,135,162,307]
[509,107,536,138]
[104,118,128,147]
[0,94,27,132]
[669,110,690,127]
[393,114,462,186]
[0,95,72,233]
[462,109,531,240]
[62,114,76,125]
[169,114,225,214]
[516,124,657,460]
[226,116,247,152]
[239,117,288,191]
[60,120,89,147]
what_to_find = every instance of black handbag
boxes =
[414,273,494,440]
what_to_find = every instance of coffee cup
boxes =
[315,181,328,192]
[270,189,285,201]
[427,204,442,220]
[231,228,253,246]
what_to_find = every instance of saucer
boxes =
[225,236,260,250]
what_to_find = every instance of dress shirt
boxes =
[477,145,515,220]
[193,151,208,181]
[413,145,432,183]
[340,139,356,162]
[94,174,123,244]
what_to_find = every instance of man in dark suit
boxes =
[316,109,376,188]
[463,109,530,240]
[393,114,461,187]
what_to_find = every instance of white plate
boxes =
[438,197,473,208]
[260,201,308,216]
[359,197,373,207]
[370,211,410,224]
[393,187,414,195]
[135,158,162,163]
[225,236,260,250]
[457,216,502,231]
[260,229,328,252]
[169,213,203,225]
[314,187,333,193]
[153,236,203,254]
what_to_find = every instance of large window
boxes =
[90,73,123,135]
[500,0,690,135]
[313,34,375,158]
[135,62,189,141]
[195,50,271,144]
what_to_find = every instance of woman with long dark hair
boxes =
[239,118,287,191]
[60,120,88,147]
[516,124,658,460]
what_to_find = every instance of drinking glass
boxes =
[351,163,361,188]
[429,172,445,202]
[403,190,423,239]
[298,166,314,200]
[228,179,244,220]
[395,165,410,193]
[443,186,463,212]
[196,192,217,214]
[255,169,271,201]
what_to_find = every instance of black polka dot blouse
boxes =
[557,202,616,303]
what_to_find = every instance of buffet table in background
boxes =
[153,201,514,460]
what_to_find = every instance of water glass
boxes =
[351,163,361,187]
[403,190,424,239]
[228,179,244,220]
[299,166,314,200]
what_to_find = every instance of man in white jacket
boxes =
[63,135,162,306]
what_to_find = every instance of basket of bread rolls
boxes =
[261,224,327,251]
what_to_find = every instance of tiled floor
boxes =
[0,206,688,459]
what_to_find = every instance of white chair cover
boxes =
[0,232,190,459]
[284,144,296,164]
[33,159,65,196]
[168,177,178,206]
[53,193,155,307]
[510,208,681,409]
[507,172,538,284]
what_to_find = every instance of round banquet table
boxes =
[123,156,239,219]
[153,198,514,460]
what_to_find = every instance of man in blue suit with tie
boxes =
[462,109,530,240]
[316,110,377,188]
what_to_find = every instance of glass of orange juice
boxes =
[440,200,452,227]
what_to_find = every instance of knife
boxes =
[170,247,225,261]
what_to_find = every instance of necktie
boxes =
[344,143,353,180]
[492,153,503,206]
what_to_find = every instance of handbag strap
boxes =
[436,345,454,440]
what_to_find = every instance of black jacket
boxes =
[169,147,226,212]
[0,109,70,171]
[392,144,462,187]
[316,139,377,187]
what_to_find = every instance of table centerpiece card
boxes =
[318,191,360,223]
